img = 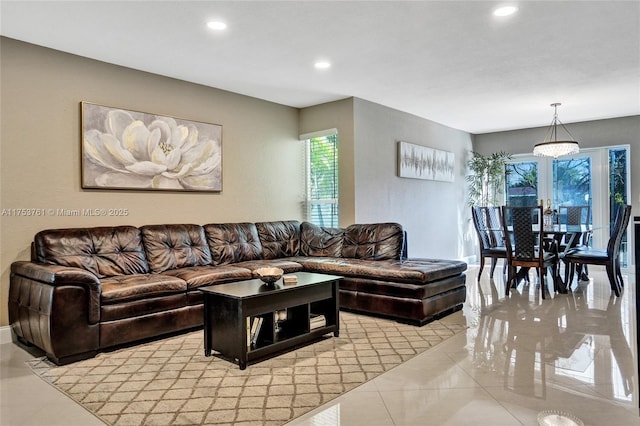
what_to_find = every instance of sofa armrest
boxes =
[9,261,102,364]
[10,261,101,324]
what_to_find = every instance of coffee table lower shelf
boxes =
[213,325,338,369]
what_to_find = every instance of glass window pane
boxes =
[505,162,538,207]
[552,157,591,212]
[609,148,628,267]
[306,134,338,227]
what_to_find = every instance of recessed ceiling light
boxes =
[207,21,227,31]
[493,6,518,17]
[314,61,331,69]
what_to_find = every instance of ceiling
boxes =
[2,1,639,134]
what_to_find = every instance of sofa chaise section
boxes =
[294,222,467,325]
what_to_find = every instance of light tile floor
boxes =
[288,265,640,426]
[2,265,639,426]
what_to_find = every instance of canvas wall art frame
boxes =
[397,141,455,182]
[81,102,222,192]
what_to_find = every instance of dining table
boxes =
[541,224,592,252]
[507,224,595,294]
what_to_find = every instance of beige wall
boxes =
[352,98,474,259]
[0,38,303,326]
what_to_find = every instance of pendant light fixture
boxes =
[533,103,580,158]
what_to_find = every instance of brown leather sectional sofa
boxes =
[9,220,467,365]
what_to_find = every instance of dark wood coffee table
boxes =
[199,272,341,369]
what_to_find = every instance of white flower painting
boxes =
[82,102,222,191]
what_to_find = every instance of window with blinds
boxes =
[304,133,339,227]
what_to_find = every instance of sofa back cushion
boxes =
[255,220,301,259]
[141,224,212,273]
[34,226,150,278]
[342,223,404,260]
[300,222,344,257]
[204,223,263,265]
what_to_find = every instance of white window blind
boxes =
[304,132,339,227]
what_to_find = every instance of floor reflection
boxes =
[474,276,635,403]
[290,266,640,426]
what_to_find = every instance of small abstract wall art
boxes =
[82,102,222,192]
[397,141,455,182]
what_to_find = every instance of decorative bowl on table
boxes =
[255,267,284,287]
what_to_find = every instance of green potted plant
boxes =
[466,151,511,206]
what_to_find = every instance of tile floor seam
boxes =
[377,389,398,426]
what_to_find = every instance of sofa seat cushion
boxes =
[291,257,466,284]
[233,259,304,274]
[161,265,253,289]
[101,274,187,304]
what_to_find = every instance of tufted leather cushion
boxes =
[255,220,301,259]
[294,257,466,283]
[342,223,404,260]
[300,222,344,257]
[100,273,187,303]
[141,224,212,273]
[204,223,263,265]
[161,265,253,289]
[34,226,149,278]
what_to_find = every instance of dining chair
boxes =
[501,205,559,299]
[566,204,629,293]
[558,205,591,249]
[563,204,632,297]
[471,206,507,281]
[558,205,591,281]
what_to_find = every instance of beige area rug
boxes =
[28,311,466,426]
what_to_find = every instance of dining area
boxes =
[465,143,637,423]
[471,203,633,300]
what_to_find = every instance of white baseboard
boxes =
[0,326,12,345]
